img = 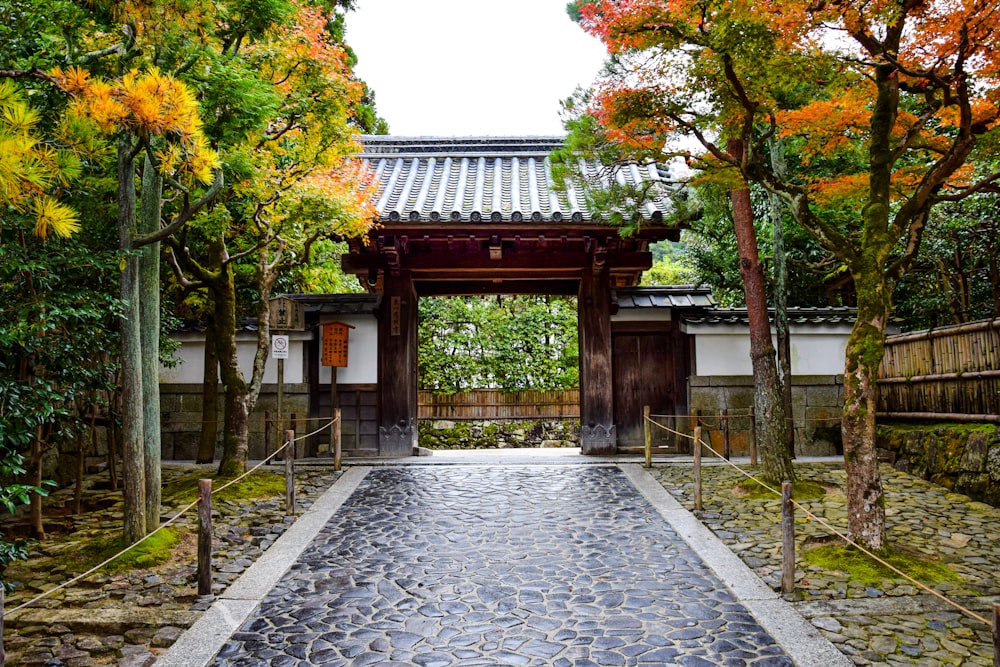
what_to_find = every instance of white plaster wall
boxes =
[160,332,309,384]
[317,315,378,384]
[693,328,849,376]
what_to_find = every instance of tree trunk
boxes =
[214,257,250,477]
[139,154,162,531]
[29,426,44,540]
[118,132,146,543]
[838,63,898,551]
[842,267,889,551]
[197,312,220,464]
[768,138,795,459]
[728,138,794,484]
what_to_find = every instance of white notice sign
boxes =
[271,335,289,359]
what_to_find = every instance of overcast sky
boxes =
[345,0,609,137]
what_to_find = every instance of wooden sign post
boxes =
[322,321,354,457]
[269,297,305,456]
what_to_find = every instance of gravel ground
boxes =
[650,460,999,665]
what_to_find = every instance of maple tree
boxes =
[166,0,374,476]
[569,0,1000,549]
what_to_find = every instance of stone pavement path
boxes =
[210,465,794,666]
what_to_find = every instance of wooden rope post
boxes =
[749,407,758,466]
[993,602,999,667]
[285,429,296,516]
[643,405,652,469]
[781,480,795,594]
[264,411,271,460]
[693,425,703,511]
[197,479,213,597]
[722,408,731,460]
[689,408,700,456]
[333,408,342,472]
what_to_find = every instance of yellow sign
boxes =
[322,321,355,367]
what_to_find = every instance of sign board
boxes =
[322,321,355,367]
[268,296,305,332]
[271,335,289,359]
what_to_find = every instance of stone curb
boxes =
[620,464,853,667]
[154,466,371,667]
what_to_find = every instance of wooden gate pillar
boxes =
[377,271,419,456]
[579,264,616,454]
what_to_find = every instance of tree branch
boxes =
[134,170,224,248]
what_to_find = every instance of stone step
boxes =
[5,608,199,634]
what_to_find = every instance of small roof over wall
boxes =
[616,285,716,310]
[360,136,675,225]
[682,307,857,332]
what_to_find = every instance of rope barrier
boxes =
[648,412,843,423]
[160,415,342,426]
[644,415,994,630]
[3,417,337,619]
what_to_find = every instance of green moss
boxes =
[803,544,960,588]
[735,478,827,500]
[57,527,183,574]
[163,470,287,504]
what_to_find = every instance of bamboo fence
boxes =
[878,317,1000,420]
[418,389,580,420]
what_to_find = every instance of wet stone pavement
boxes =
[212,465,793,666]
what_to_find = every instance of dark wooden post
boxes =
[264,411,271,460]
[693,424,703,511]
[722,408,731,460]
[578,264,615,454]
[781,480,795,594]
[748,406,758,465]
[197,479,213,596]
[333,408,342,471]
[643,405,652,468]
[377,271,418,456]
[285,429,295,516]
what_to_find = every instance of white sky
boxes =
[345,0,609,136]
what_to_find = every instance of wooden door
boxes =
[612,331,675,447]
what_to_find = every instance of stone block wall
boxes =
[160,383,311,461]
[689,375,844,456]
[877,422,1000,507]
[418,419,580,449]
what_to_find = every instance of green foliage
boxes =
[0,219,121,587]
[419,296,580,393]
[803,544,960,587]
[893,193,1000,331]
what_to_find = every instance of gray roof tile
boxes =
[360,136,675,225]
[616,286,716,309]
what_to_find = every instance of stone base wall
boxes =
[689,375,843,457]
[418,419,580,449]
[160,383,312,461]
[877,422,1000,507]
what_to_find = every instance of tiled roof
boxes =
[616,286,716,309]
[359,136,675,225]
[682,307,857,326]
[286,294,378,315]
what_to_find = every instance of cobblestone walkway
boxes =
[211,465,794,666]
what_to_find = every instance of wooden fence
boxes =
[418,389,580,420]
[878,317,1000,421]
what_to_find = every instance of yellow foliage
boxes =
[31,196,81,238]
[54,66,219,186]
[0,80,81,238]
